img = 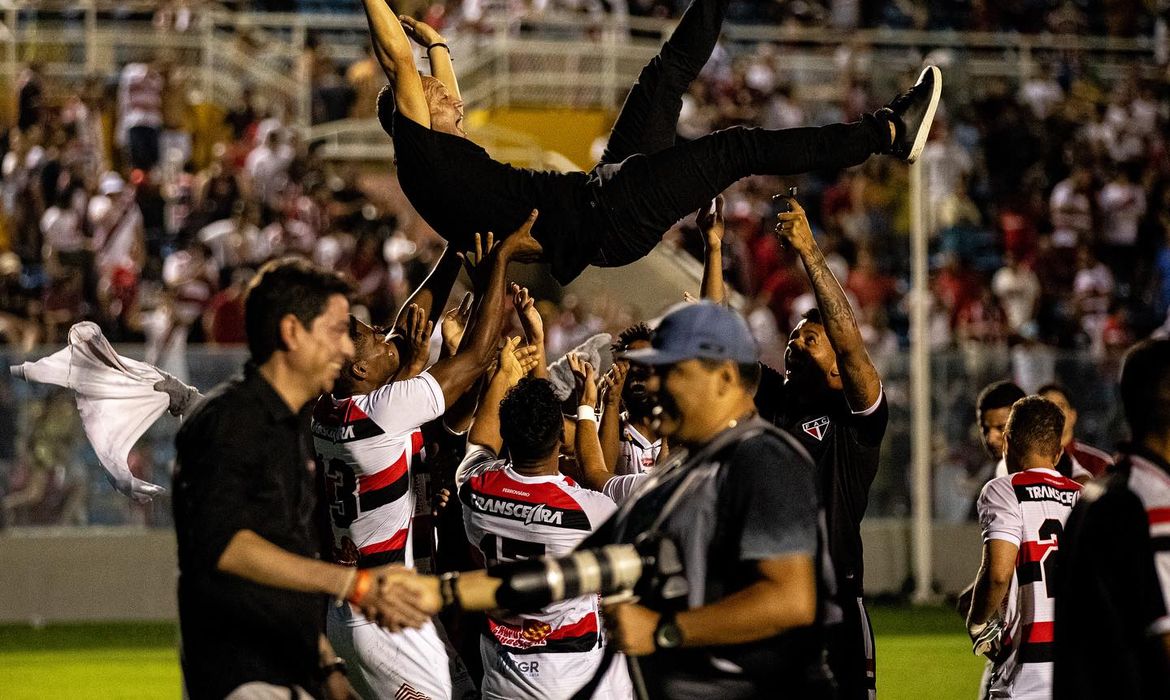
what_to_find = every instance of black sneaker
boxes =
[880,65,942,164]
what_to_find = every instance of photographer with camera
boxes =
[585,301,838,699]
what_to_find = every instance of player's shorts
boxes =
[826,595,876,700]
[989,657,1054,699]
[479,634,633,700]
[327,603,477,700]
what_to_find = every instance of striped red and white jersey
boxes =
[1126,454,1170,636]
[1067,440,1114,479]
[311,372,445,572]
[614,422,662,476]
[978,468,1082,698]
[116,63,162,135]
[456,444,617,654]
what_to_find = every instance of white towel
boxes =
[10,322,169,503]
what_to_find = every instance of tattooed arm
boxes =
[774,194,881,412]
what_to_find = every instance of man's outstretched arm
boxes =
[428,211,543,406]
[398,15,461,105]
[361,0,429,126]
[394,246,463,333]
[697,196,725,304]
[775,194,881,411]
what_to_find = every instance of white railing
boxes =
[0,3,1160,153]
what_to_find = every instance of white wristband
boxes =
[577,405,597,423]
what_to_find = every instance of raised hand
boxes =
[696,195,725,250]
[398,14,445,48]
[567,353,599,409]
[457,232,497,289]
[499,209,543,263]
[601,359,628,410]
[511,283,544,342]
[496,336,540,386]
[440,292,474,355]
[399,303,434,378]
[773,193,813,253]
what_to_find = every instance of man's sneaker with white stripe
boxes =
[880,65,942,164]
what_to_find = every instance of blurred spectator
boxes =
[243,128,293,212]
[203,267,251,345]
[1049,164,1094,250]
[992,253,1041,337]
[1072,245,1115,357]
[346,45,385,119]
[16,64,46,133]
[1097,163,1146,295]
[88,171,146,338]
[920,118,974,235]
[117,61,165,171]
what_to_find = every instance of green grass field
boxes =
[0,606,983,699]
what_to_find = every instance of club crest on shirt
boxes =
[801,416,831,441]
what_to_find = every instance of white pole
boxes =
[909,156,934,604]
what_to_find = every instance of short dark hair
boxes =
[612,322,653,353]
[499,378,563,461]
[1004,396,1066,460]
[244,257,353,364]
[1119,339,1170,440]
[1036,382,1071,406]
[977,380,1026,417]
[801,307,823,326]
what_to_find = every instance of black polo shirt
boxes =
[755,364,887,597]
[173,364,325,699]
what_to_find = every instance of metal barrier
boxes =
[0,343,1128,530]
[0,2,1159,147]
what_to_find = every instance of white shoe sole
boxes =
[905,65,942,164]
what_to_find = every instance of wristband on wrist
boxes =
[335,567,357,607]
[320,657,348,680]
[439,571,462,610]
[577,405,597,423]
[426,42,451,59]
[347,570,372,606]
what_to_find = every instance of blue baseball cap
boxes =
[621,301,759,366]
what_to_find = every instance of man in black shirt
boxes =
[754,194,888,699]
[362,0,942,284]
[173,258,439,700]
[1054,338,1170,699]
[594,301,836,699]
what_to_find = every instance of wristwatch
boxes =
[653,613,684,650]
[320,657,348,679]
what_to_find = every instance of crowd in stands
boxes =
[670,47,1170,376]
[2,4,1169,528]
[235,0,1165,37]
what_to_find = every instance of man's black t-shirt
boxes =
[384,93,598,285]
[1054,452,1170,700]
[754,364,887,596]
[173,365,325,699]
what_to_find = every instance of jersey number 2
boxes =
[1038,518,1063,599]
[479,534,545,567]
[319,456,358,529]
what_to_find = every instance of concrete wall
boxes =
[0,520,984,624]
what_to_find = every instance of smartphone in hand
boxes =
[773,186,799,212]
